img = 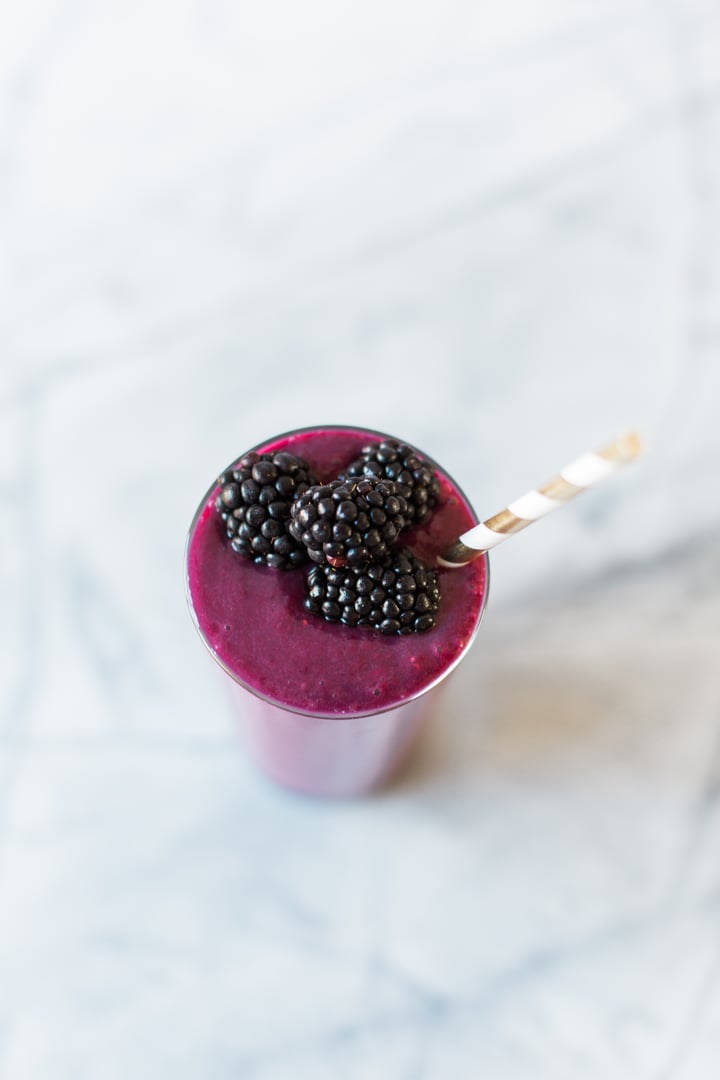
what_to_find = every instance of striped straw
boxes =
[438,432,643,568]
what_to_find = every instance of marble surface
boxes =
[2,1,720,1077]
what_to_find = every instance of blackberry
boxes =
[340,439,441,525]
[215,451,318,569]
[288,477,409,568]
[304,548,441,634]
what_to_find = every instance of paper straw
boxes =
[438,432,643,568]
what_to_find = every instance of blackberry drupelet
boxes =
[340,439,441,525]
[215,451,318,568]
[289,477,409,568]
[304,548,441,634]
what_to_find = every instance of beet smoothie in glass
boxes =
[185,426,489,797]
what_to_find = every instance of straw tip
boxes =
[617,431,645,460]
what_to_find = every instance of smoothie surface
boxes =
[186,427,487,717]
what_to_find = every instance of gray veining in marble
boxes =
[1,2,720,1077]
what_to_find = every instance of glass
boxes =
[185,426,490,797]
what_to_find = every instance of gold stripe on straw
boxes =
[482,507,528,535]
[438,431,643,568]
[538,475,583,502]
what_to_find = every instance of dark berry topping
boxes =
[215,451,318,568]
[340,439,441,525]
[289,477,409,569]
[304,548,441,634]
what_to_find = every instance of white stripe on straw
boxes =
[438,432,643,568]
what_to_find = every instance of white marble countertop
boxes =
[2,2,720,1077]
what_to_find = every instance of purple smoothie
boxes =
[186,426,488,795]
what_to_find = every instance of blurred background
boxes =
[2,2,719,1078]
